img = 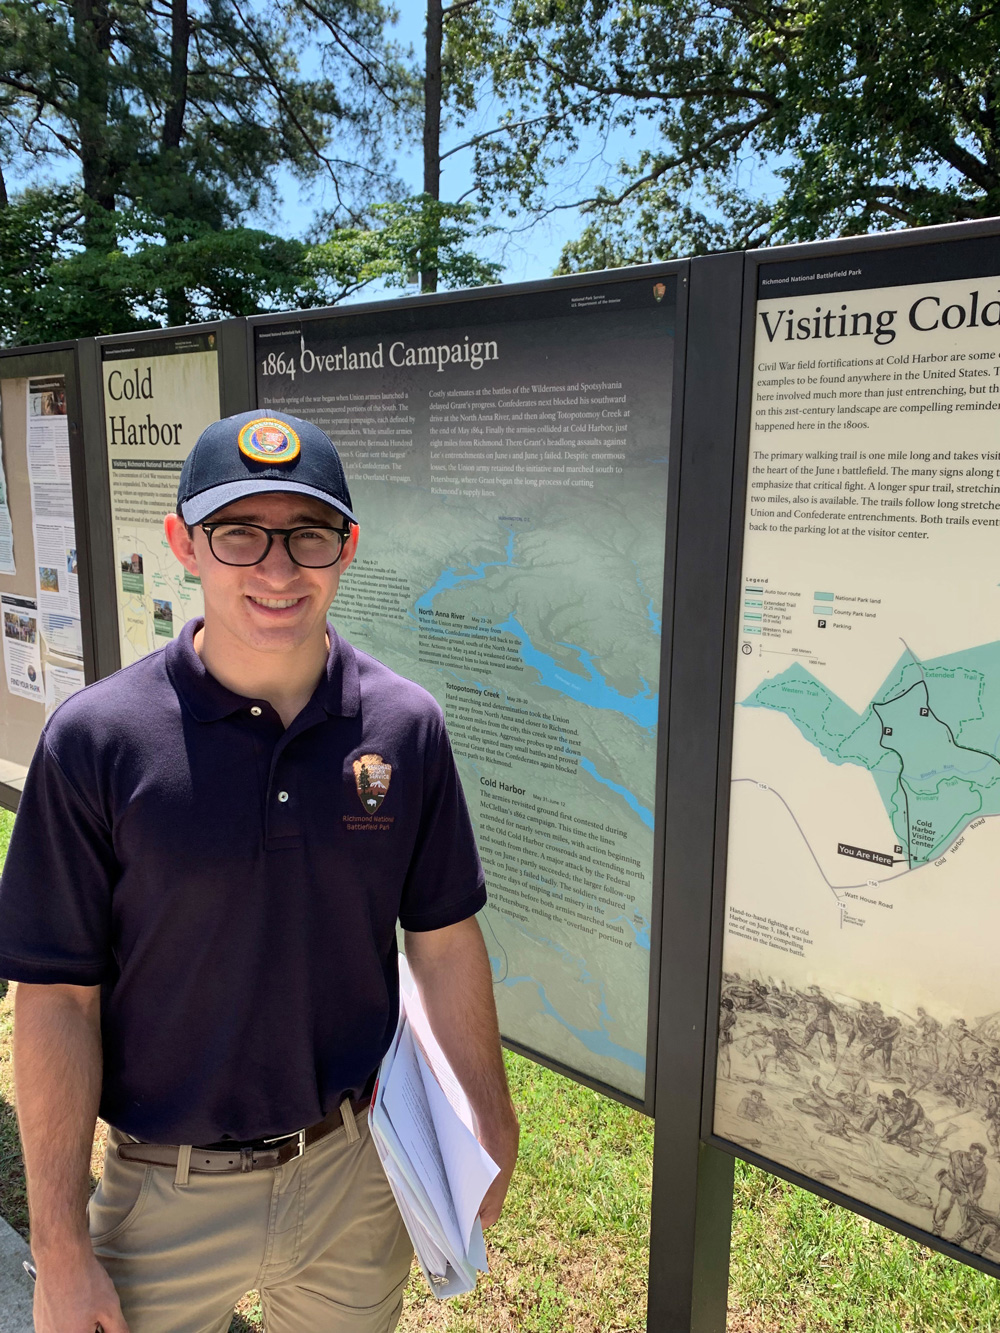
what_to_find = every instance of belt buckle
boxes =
[262,1128,305,1160]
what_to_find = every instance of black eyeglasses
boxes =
[201,522,352,568]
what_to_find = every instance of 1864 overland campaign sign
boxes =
[253,272,680,1102]
[713,232,1000,1268]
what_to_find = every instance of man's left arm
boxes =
[404,916,519,1228]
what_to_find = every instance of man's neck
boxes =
[193,621,329,729]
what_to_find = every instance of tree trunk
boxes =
[75,0,116,250]
[422,0,443,293]
[163,0,190,153]
[0,164,8,209]
[163,0,191,326]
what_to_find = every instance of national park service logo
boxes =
[237,416,301,465]
[353,754,391,813]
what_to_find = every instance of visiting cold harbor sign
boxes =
[708,224,1000,1279]
[250,270,683,1108]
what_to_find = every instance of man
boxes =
[933,1142,989,1237]
[0,410,519,1333]
[914,1006,942,1070]
[736,1089,773,1124]
[753,1025,813,1083]
[791,1076,852,1140]
[884,1088,931,1155]
[859,1092,896,1139]
[861,1011,901,1075]
[944,1050,984,1108]
[717,997,736,1079]
[944,1016,973,1069]
[983,1080,1000,1159]
[801,985,840,1061]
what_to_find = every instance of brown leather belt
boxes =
[116,1093,370,1174]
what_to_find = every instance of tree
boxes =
[466,0,1000,267]
[0,0,415,335]
[421,0,494,293]
[0,190,500,344]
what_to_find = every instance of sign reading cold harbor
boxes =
[255,276,677,1100]
[716,235,1000,1267]
[102,333,220,665]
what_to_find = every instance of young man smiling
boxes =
[0,410,518,1333]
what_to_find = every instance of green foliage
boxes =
[0,0,509,339]
[0,190,500,343]
[0,0,411,224]
[308,197,502,295]
[471,0,1000,263]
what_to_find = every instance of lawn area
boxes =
[0,805,997,1330]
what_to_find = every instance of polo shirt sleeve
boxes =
[0,733,117,985]
[397,709,486,932]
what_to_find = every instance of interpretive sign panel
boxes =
[0,347,92,804]
[712,228,1000,1271]
[253,271,681,1102]
[101,332,220,665]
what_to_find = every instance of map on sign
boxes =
[716,248,1000,1266]
[116,534,204,664]
[256,277,676,1100]
[743,640,1000,872]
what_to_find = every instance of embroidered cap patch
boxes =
[353,754,391,813]
[237,417,301,464]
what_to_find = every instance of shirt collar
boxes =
[165,618,360,722]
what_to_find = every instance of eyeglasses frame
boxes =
[200,520,353,568]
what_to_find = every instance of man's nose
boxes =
[255,535,299,580]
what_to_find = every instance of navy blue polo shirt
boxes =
[0,620,485,1145]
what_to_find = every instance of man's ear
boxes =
[339,522,360,574]
[164,512,201,579]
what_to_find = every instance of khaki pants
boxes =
[88,1106,414,1333]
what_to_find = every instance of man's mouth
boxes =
[248,596,304,609]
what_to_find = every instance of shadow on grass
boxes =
[0,1097,27,1237]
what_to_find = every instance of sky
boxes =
[251,5,655,294]
[5,4,677,293]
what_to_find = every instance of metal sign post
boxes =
[646,252,744,1332]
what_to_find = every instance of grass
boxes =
[0,806,997,1329]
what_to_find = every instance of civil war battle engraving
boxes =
[715,974,1000,1258]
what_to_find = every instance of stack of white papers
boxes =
[369,954,500,1298]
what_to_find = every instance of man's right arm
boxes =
[14,982,128,1333]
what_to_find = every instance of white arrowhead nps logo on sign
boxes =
[353,754,391,813]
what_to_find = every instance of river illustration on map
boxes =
[405,524,660,1092]
[740,637,1000,878]
[715,972,1000,1261]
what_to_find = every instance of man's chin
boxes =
[233,608,323,653]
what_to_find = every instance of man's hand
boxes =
[404,917,520,1230]
[33,1243,128,1333]
[13,984,115,1331]
[475,1112,519,1228]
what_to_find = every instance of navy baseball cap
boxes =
[177,410,357,526]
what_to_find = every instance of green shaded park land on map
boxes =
[742,640,1000,865]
